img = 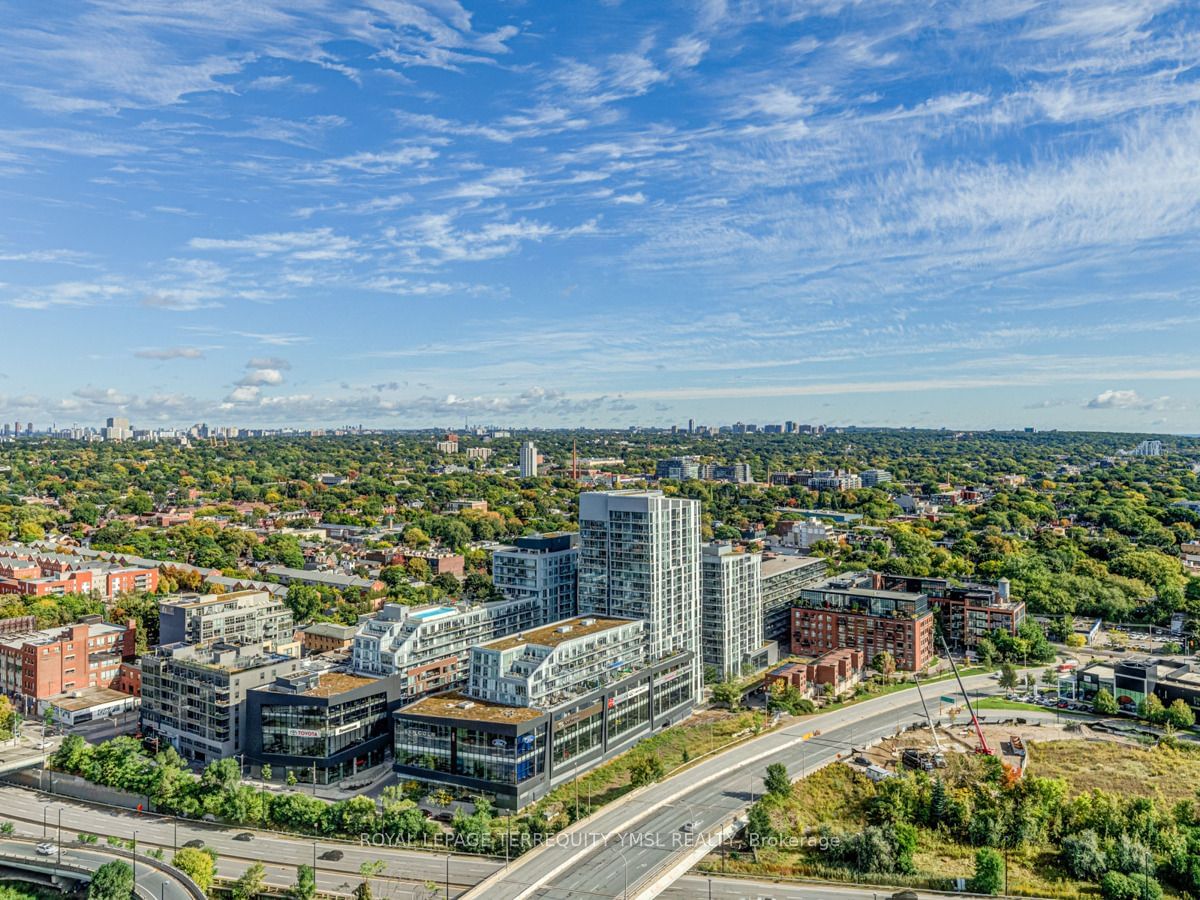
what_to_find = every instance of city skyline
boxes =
[2,1,1199,431]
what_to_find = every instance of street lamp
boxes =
[56,809,61,867]
[132,830,138,888]
[445,854,450,900]
[622,855,629,900]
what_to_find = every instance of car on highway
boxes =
[183,839,205,849]
[35,843,56,856]
[234,832,254,842]
[680,820,701,833]
[320,850,344,861]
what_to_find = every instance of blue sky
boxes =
[1,0,1199,432]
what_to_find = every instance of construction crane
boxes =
[940,635,992,755]
[911,672,944,755]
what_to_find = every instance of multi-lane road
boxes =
[0,672,1029,900]
[0,836,200,900]
[472,671,1007,899]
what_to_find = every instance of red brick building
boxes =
[0,618,138,708]
[791,572,936,671]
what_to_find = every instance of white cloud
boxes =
[237,368,285,386]
[1085,389,1168,410]
[134,347,205,360]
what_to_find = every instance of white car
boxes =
[35,843,56,856]
[680,820,701,833]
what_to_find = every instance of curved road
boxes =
[473,672,1012,899]
[0,836,200,900]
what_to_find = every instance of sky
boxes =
[1,0,1199,433]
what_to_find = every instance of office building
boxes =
[491,533,579,623]
[700,542,765,680]
[393,615,694,809]
[578,490,703,698]
[101,417,132,442]
[158,590,295,648]
[245,657,400,785]
[758,554,827,646]
[790,572,935,671]
[139,641,299,762]
[519,441,539,477]
[351,598,542,701]
[1064,656,1200,715]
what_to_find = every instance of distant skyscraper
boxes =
[687,418,695,433]
[519,440,539,477]
[578,489,703,698]
[1133,440,1163,457]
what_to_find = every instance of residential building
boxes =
[435,439,459,454]
[698,463,753,484]
[263,566,385,593]
[578,490,703,698]
[808,470,862,491]
[351,598,542,701]
[365,548,466,578]
[491,532,579,623]
[465,447,493,462]
[655,457,700,481]
[158,590,295,647]
[520,440,539,477]
[139,641,299,762]
[245,657,400,785]
[758,554,827,646]
[790,572,935,671]
[700,542,764,680]
[781,518,837,551]
[1133,440,1163,457]
[859,469,893,487]
[102,417,132,442]
[298,622,359,655]
[879,575,1025,651]
[1181,543,1200,575]
[0,617,138,711]
[766,648,865,700]
[393,616,694,809]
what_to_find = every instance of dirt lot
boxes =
[848,718,1140,776]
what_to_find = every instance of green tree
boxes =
[289,865,317,900]
[230,862,266,900]
[1138,694,1167,725]
[872,652,896,683]
[969,847,1004,895]
[998,662,1019,690]
[1165,698,1195,729]
[710,681,740,709]
[1094,688,1119,715]
[172,848,215,894]
[89,860,135,900]
[763,763,791,799]
[1062,829,1108,880]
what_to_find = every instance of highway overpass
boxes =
[0,835,202,900]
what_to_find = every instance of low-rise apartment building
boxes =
[159,590,295,647]
[878,575,1025,651]
[0,617,138,711]
[351,598,542,701]
[790,572,935,671]
[139,641,299,762]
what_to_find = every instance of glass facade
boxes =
[260,693,389,763]
[395,720,548,785]
[607,683,650,741]
[653,660,691,717]
[552,701,603,764]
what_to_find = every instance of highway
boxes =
[0,785,501,898]
[0,836,200,900]
[472,672,1007,899]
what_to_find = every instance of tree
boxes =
[1165,698,1195,729]
[1094,688,1119,716]
[1062,829,1108,880]
[89,860,135,900]
[745,801,773,847]
[354,882,373,900]
[260,763,272,782]
[710,680,740,709]
[290,865,317,900]
[928,778,948,827]
[998,662,1019,690]
[969,847,1004,895]
[763,763,791,799]
[872,652,896,683]
[172,848,215,893]
[231,862,266,900]
[629,755,665,787]
[1138,694,1167,725]
[1100,871,1163,900]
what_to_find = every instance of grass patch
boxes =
[1030,738,1200,803]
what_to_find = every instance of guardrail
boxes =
[0,837,205,900]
